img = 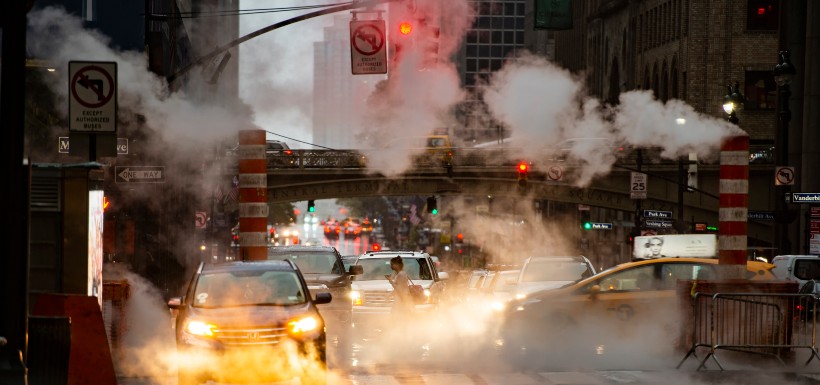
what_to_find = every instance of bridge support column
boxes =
[238,130,268,261]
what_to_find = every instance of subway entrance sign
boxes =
[115,166,165,183]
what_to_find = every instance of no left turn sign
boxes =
[547,165,563,181]
[775,166,795,186]
[69,61,117,132]
[350,20,387,75]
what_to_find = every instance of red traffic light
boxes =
[517,162,528,172]
[398,21,413,35]
[456,233,464,241]
[372,243,381,251]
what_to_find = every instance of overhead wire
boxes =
[264,130,338,151]
[148,2,355,19]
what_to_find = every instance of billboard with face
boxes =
[633,234,717,260]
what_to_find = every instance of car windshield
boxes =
[427,137,448,147]
[492,271,520,293]
[356,257,433,280]
[192,270,306,308]
[268,250,343,274]
[520,260,592,282]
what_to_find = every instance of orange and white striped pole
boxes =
[718,134,749,277]
[238,129,268,261]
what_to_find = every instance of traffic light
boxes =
[426,196,438,215]
[627,230,639,245]
[580,210,592,230]
[398,21,413,36]
[517,161,529,187]
[421,25,440,69]
[371,243,381,251]
[307,200,315,213]
[393,20,416,62]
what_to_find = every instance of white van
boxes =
[771,255,820,292]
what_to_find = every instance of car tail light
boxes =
[285,150,293,155]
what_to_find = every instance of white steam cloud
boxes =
[482,52,743,186]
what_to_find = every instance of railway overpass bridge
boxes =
[249,147,778,237]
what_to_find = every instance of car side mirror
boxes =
[349,265,363,275]
[438,271,449,280]
[167,297,182,309]
[314,292,332,305]
[589,285,601,300]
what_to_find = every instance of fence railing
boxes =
[677,292,820,370]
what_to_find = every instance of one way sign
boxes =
[115,166,165,183]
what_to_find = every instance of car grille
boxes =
[363,291,395,306]
[213,326,288,346]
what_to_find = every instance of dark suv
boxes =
[267,245,358,332]
[168,260,330,385]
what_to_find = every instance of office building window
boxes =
[747,0,779,31]
[744,71,776,110]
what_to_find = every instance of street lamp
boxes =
[723,82,745,124]
[773,50,797,252]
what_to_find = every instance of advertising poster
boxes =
[633,234,717,260]
[88,190,105,307]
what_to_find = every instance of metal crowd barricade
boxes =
[678,292,820,370]
[102,279,130,363]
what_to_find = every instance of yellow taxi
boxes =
[497,257,775,369]
[424,134,454,167]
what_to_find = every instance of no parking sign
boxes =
[69,61,117,132]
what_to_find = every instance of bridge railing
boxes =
[261,144,775,170]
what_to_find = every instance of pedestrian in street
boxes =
[386,256,413,316]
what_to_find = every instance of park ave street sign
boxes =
[115,166,165,183]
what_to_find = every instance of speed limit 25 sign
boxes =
[631,172,647,199]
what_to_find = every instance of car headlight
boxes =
[185,320,217,337]
[288,316,321,334]
[349,290,362,305]
[491,301,506,312]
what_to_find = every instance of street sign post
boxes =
[59,136,128,155]
[350,19,387,75]
[792,193,820,203]
[643,210,672,219]
[631,172,647,199]
[645,219,674,229]
[748,211,775,221]
[69,61,117,132]
[591,223,613,230]
[115,166,165,183]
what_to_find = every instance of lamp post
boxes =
[676,118,687,233]
[723,82,744,124]
[773,50,797,253]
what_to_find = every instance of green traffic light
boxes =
[431,208,438,215]
[308,207,315,212]
[583,222,592,230]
